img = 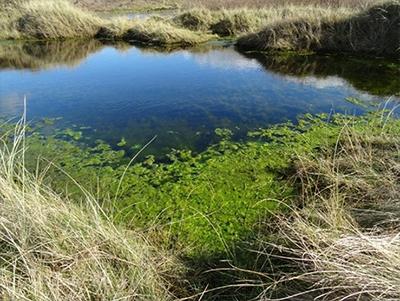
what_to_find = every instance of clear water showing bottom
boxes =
[0,40,398,155]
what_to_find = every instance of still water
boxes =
[0,40,398,155]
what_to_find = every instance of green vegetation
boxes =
[15,112,398,256]
[1,109,399,299]
[1,0,399,298]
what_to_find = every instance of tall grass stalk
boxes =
[252,114,400,300]
[0,118,179,300]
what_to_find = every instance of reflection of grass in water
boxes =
[241,51,400,97]
[0,39,231,71]
[4,38,394,97]
[0,39,104,70]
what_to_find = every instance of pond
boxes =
[96,9,176,21]
[0,39,399,156]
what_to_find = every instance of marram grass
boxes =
[0,122,180,300]
[242,112,400,300]
[237,1,400,56]
[1,0,398,55]
[0,0,212,45]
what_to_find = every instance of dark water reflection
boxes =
[0,40,398,155]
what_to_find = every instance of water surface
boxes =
[0,40,398,155]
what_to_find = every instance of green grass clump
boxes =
[237,1,400,56]
[0,124,180,300]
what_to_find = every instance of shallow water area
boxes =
[0,39,398,156]
[97,9,176,20]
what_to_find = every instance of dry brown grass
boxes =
[237,1,400,56]
[1,0,213,46]
[2,0,396,54]
[73,0,374,11]
[0,120,181,300]
[0,0,102,40]
[173,6,356,36]
[252,113,400,300]
[121,19,214,45]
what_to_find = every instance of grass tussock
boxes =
[237,1,400,56]
[0,123,180,300]
[0,0,102,40]
[121,19,214,46]
[253,113,400,300]
[2,0,398,54]
[95,16,214,46]
[173,6,355,36]
[1,0,213,46]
